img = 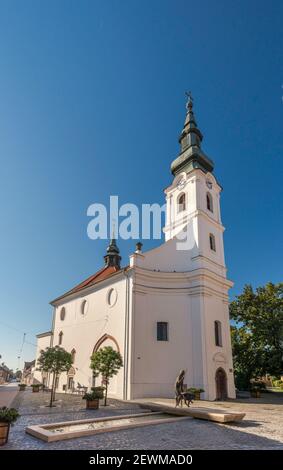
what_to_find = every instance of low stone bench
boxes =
[185,407,245,423]
[138,402,245,424]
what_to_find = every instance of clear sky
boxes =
[0,0,282,371]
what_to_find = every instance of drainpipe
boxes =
[47,306,56,388]
[50,307,55,348]
[123,271,130,400]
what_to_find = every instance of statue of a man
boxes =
[175,369,186,407]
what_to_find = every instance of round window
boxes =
[60,307,66,321]
[107,288,117,307]
[81,299,88,316]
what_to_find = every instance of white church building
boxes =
[34,96,236,401]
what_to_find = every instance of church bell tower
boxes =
[162,94,235,400]
[163,94,226,277]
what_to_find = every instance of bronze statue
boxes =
[175,369,194,407]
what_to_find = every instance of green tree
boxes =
[15,370,22,380]
[37,346,73,407]
[90,346,123,406]
[230,282,283,389]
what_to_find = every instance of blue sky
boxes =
[0,0,282,370]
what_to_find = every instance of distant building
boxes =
[0,364,11,384]
[34,331,52,387]
[34,97,235,401]
[22,360,36,385]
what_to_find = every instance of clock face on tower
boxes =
[177,178,186,190]
[206,179,212,189]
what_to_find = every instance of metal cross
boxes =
[185,91,193,109]
[185,91,193,102]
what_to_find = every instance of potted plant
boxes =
[187,387,205,400]
[31,383,41,393]
[0,407,20,446]
[82,387,104,410]
[91,386,105,397]
[18,383,27,391]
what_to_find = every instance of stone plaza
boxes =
[2,387,283,450]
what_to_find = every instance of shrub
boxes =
[82,390,102,401]
[273,379,283,388]
[90,387,105,399]
[187,387,205,393]
[234,372,250,391]
[0,407,20,424]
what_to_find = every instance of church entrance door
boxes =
[215,368,227,400]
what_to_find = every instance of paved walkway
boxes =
[0,383,19,407]
[2,389,283,450]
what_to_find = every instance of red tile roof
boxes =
[50,265,128,304]
[68,265,120,294]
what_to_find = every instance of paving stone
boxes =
[2,390,283,450]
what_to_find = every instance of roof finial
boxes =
[185,90,193,111]
[111,219,116,241]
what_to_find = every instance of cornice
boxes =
[133,265,233,290]
[133,282,229,301]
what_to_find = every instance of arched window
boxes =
[60,306,66,321]
[58,331,63,345]
[81,299,88,315]
[209,233,216,251]
[214,321,222,347]
[71,349,76,363]
[177,193,186,213]
[206,192,213,212]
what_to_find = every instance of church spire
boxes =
[171,93,214,176]
[180,92,203,150]
[104,236,121,268]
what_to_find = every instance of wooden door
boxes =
[215,368,227,400]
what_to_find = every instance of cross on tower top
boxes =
[185,91,193,110]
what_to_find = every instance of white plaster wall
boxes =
[202,294,236,400]
[130,273,235,400]
[33,334,52,383]
[130,235,199,272]
[197,215,225,267]
[131,289,196,398]
[164,181,197,242]
[164,170,221,241]
[51,273,128,399]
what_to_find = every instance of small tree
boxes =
[15,370,22,380]
[90,346,123,406]
[37,346,73,407]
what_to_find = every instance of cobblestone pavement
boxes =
[1,390,283,450]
